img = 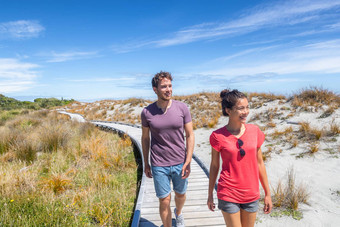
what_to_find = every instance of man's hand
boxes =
[144,164,152,178]
[181,163,191,179]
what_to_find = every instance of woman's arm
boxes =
[207,147,220,211]
[257,148,273,214]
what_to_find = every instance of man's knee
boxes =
[159,194,171,207]
[175,192,186,199]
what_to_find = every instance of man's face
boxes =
[153,78,172,101]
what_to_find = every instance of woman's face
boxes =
[226,97,249,124]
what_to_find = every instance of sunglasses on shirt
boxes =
[238,139,246,157]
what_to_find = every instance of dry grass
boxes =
[0,110,138,226]
[174,92,221,129]
[267,121,277,128]
[298,122,325,141]
[251,107,284,123]
[291,87,340,111]
[120,98,147,106]
[271,126,293,139]
[249,92,286,102]
[262,147,272,162]
[319,105,337,118]
[63,92,222,129]
[329,120,340,136]
[308,142,319,154]
[40,173,72,195]
[291,139,299,148]
[272,167,310,211]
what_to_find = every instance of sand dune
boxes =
[60,91,340,226]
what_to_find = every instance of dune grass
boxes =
[291,87,340,112]
[63,87,339,134]
[270,167,310,220]
[0,110,138,226]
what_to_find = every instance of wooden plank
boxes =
[142,210,222,221]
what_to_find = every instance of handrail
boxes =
[91,121,145,227]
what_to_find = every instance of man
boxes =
[141,71,195,227]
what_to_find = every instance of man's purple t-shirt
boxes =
[141,100,192,167]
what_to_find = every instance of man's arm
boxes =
[182,121,195,179]
[141,126,152,178]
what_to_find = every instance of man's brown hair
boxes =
[152,71,173,88]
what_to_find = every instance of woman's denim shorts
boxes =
[218,199,259,214]
[151,163,188,199]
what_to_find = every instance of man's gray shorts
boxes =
[218,199,259,214]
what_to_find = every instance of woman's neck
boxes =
[226,122,245,136]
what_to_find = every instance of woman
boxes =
[207,89,272,227]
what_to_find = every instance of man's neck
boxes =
[156,99,172,112]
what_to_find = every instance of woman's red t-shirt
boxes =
[210,124,265,203]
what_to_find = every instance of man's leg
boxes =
[174,191,186,216]
[159,194,172,227]
[172,163,188,226]
[151,165,172,227]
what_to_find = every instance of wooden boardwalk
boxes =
[92,121,225,227]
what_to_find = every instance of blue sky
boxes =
[1,0,340,101]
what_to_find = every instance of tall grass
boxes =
[271,167,310,220]
[291,87,340,111]
[0,110,138,226]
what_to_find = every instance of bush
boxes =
[272,167,310,212]
[291,87,340,111]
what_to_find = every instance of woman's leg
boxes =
[221,210,242,227]
[240,209,257,227]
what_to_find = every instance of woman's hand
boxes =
[263,195,273,214]
[207,195,216,212]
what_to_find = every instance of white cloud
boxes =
[198,38,340,78]
[0,81,35,93]
[327,22,340,29]
[44,51,99,63]
[0,20,44,39]
[67,77,135,82]
[0,58,39,93]
[113,0,340,52]
[157,0,340,47]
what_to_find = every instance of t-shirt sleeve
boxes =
[209,132,220,152]
[141,109,149,127]
[256,126,265,148]
[182,104,192,124]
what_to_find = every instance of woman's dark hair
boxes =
[220,89,247,116]
[152,71,173,88]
